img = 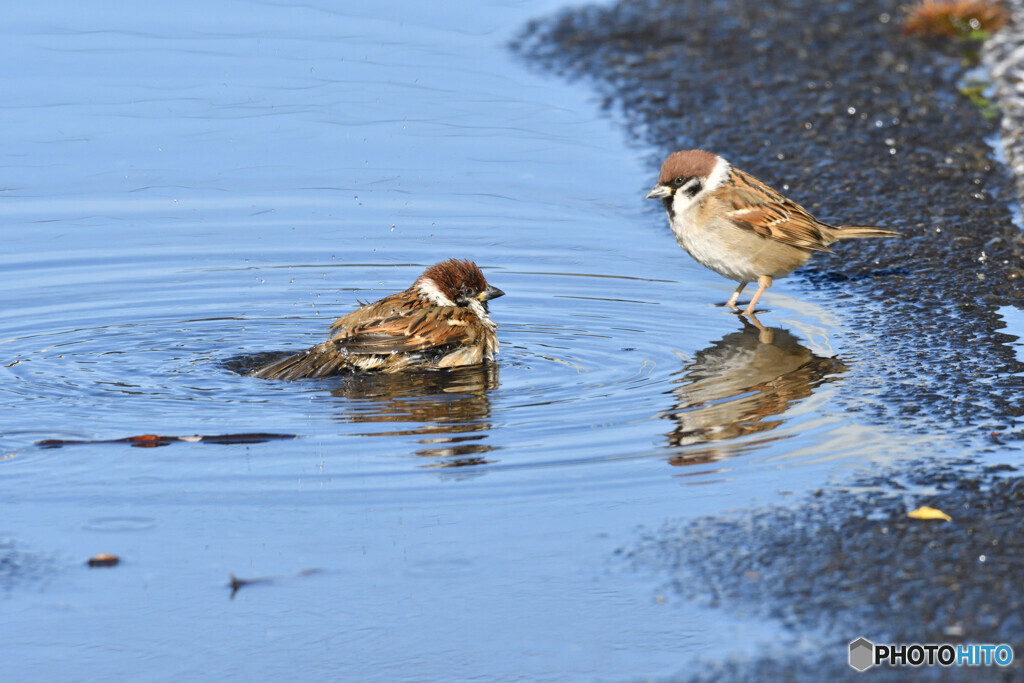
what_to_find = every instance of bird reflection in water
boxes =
[328,364,499,467]
[663,319,847,466]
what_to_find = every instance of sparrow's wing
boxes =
[328,288,429,337]
[718,169,834,253]
[335,308,480,355]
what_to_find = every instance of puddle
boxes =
[1,0,1018,680]
[998,305,1024,364]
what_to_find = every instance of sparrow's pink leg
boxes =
[726,281,747,310]
[741,275,772,316]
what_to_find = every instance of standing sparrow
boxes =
[646,150,899,316]
[253,259,504,379]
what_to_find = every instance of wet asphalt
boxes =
[517,0,1024,678]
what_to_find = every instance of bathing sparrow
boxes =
[254,259,504,379]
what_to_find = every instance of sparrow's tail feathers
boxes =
[833,225,901,240]
[252,342,350,380]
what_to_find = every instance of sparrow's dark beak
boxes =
[646,184,671,200]
[479,285,505,302]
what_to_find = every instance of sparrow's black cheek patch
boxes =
[663,196,675,220]
[684,181,703,198]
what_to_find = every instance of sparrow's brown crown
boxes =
[418,258,492,302]
[658,149,718,184]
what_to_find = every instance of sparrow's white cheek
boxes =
[670,190,701,216]
[704,157,731,193]
[416,280,455,306]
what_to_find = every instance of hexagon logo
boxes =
[849,638,875,672]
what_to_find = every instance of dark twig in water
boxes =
[228,568,325,599]
[36,433,296,449]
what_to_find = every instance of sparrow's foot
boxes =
[725,304,761,316]
[740,304,763,317]
[725,281,748,310]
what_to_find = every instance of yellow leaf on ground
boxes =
[908,506,952,522]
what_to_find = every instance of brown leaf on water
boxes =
[87,553,120,568]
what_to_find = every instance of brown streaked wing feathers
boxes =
[328,290,414,333]
[327,288,428,336]
[720,169,834,253]
[335,308,478,355]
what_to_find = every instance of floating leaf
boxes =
[87,553,120,568]
[908,505,952,521]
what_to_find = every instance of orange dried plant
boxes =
[903,0,1009,37]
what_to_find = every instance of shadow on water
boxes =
[225,354,499,466]
[0,538,55,593]
[663,320,847,466]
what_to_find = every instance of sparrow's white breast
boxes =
[667,203,773,282]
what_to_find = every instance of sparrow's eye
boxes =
[673,176,687,187]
